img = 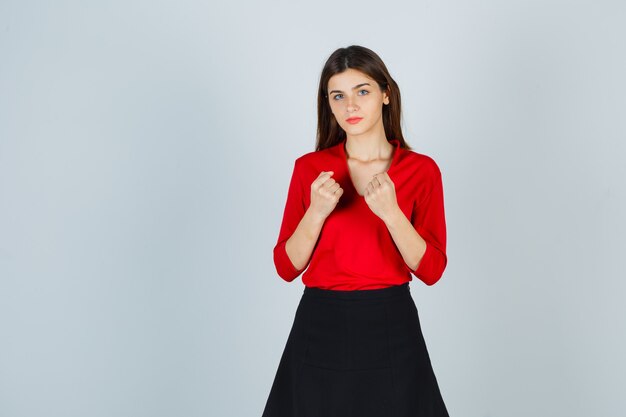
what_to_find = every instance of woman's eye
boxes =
[332,90,369,100]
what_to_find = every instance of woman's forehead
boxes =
[328,69,373,89]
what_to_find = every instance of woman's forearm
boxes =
[284,208,326,271]
[384,207,427,271]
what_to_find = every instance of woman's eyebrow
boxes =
[328,82,371,95]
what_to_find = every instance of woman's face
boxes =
[327,68,389,136]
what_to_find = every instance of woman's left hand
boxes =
[364,172,400,223]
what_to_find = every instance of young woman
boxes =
[262,45,450,417]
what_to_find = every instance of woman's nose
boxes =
[345,96,359,111]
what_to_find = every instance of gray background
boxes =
[1,1,625,416]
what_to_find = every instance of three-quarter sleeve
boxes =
[409,165,448,285]
[273,159,308,282]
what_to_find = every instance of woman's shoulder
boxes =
[293,142,342,168]
[399,147,443,177]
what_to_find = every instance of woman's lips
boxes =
[346,117,363,124]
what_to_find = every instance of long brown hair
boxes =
[315,45,412,152]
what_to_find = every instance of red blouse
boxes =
[273,138,447,290]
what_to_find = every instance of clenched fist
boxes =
[363,172,400,223]
[309,171,343,220]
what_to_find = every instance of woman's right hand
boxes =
[309,171,343,220]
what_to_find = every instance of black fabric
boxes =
[261,282,450,417]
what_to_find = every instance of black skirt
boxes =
[261,282,450,417]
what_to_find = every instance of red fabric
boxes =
[273,138,447,290]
